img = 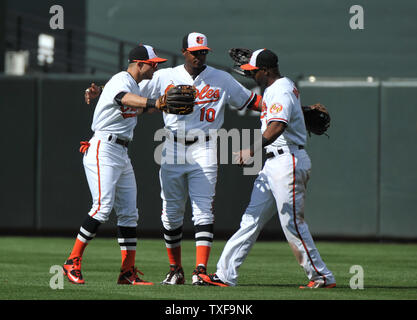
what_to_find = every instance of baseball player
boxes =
[84,33,262,285]
[139,33,263,285]
[198,49,336,288]
[62,45,168,285]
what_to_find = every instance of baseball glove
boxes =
[157,85,196,115]
[228,48,253,77]
[303,103,331,136]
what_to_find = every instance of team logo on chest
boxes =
[194,85,220,105]
[165,84,220,105]
[120,106,137,119]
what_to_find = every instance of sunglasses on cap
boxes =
[133,60,158,68]
[246,67,268,78]
[189,49,209,56]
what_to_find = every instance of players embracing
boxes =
[83,34,334,289]
[85,32,262,285]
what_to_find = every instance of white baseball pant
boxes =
[83,133,139,227]
[160,137,218,230]
[216,146,335,286]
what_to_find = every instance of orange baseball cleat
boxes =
[62,257,85,284]
[299,280,336,289]
[198,273,229,287]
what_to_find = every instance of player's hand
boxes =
[85,83,102,105]
[233,149,254,167]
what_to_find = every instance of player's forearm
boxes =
[249,121,286,155]
[118,92,151,109]
[263,121,286,143]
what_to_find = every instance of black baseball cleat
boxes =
[192,265,207,285]
[161,265,185,285]
[117,266,154,285]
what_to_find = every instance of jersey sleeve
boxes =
[138,70,163,99]
[224,73,255,110]
[101,73,134,108]
[265,92,292,125]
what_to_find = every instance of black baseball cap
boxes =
[128,44,167,63]
[241,49,278,70]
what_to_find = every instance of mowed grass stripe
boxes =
[0,237,416,300]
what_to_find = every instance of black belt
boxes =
[108,135,129,147]
[173,135,211,145]
[265,145,304,159]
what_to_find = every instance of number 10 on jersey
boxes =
[200,107,216,122]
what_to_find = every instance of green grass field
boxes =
[0,236,416,300]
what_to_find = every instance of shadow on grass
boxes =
[238,284,417,290]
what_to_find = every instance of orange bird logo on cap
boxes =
[196,36,204,44]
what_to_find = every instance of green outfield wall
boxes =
[379,81,417,239]
[298,80,381,237]
[0,75,416,240]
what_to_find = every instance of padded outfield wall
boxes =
[0,75,416,240]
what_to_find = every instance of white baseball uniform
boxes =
[215,77,335,286]
[84,71,140,227]
[139,64,254,233]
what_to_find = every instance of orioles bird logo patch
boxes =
[196,36,204,44]
[270,103,283,114]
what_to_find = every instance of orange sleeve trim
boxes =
[249,94,263,112]
[238,92,255,110]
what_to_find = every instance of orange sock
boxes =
[69,238,88,259]
[166,246,182,267]
[121,250,136,271]
[196,245,211,268]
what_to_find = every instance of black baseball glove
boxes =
[157,85,196,115]
[228,48,253,77]
[302,103,331,136]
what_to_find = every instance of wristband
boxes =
[143,98,156,113]
[146,98,156,108]
[249,136,269,155]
